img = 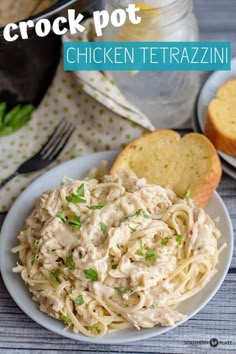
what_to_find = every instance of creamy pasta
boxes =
[12,168,225,337]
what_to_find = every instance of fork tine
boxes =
[39,120,67,156]
[41,121,71,159]
[46,123,75,161]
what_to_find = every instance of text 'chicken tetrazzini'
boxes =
[12,168,226,338]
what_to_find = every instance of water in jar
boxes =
[102,0,200,128]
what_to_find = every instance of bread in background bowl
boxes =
[205,79,236,157]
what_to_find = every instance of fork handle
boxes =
[0,171,19,189]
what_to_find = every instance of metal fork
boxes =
[0,120,75,189]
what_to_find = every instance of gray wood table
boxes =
[0,0,236,353]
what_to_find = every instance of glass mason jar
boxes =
[102,0,200,128]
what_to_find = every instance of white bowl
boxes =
[0,151,233,344]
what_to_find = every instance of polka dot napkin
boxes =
[0,20,154,212]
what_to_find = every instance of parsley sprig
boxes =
[58,311,71,325]
[93,325,101,334]
[136,241,156,265]
[161,237,170,245]
[56,211,67,223]
[33,240,40,249]
[84,268,98,281]
[100,222,107,235]
[115,287,132,295]
[66,184,86,204]
[75,295,84,305]
[88,201,105,210]
[145,249,156,265]
[126,209,150,220]
[65,256,75,270]
[68,216,81,230]
[0,102,34,137]
[49,270,60,284]
[56,212,81,231]
[137,240,144,256]
[176,234,182,246]
[128,225,137,233]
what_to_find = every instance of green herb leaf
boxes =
[112,264,118,269]
[65,256,75,270]
[33,253,39,261]
[93,325,101,334]
[184,189,191,198]
[161,237,170,245]
[145,249,156,265]
[176,234,182,246]
[75,295,84,305]
[56,211,67,223]
[49,270,60,284]
[128,225,137,233]
[77,184,85,197]
[66,184,86,204]
[0,103,34,136]
[68,216,81,230]
[137,240,144,256]
[33,239,40,249]
[115,287,132,295]
[84,268,98,281]
[100,222,107,235]
[88,201,105,210]
[3,105,22,125]
[66,194,85,204]
[8,104,34,127]
[127,209,150,220]
[117,244,124,250]
[58,311,71,325]
[0,103,6,127]
[151,302,158,309]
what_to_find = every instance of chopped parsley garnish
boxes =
[66,184,86,204]
[128,225,137,233]
[151,302,159,309]
[112,264,118,269]
[161,237,170,245]
[56,211,67,223]
[75,295,84,305]
[127,209,150,220]
[84,268,98,281]
[115,287,132,295]
[93,325,101,334]
[117,244,124,250]
[145,249,156,265]
[137,240,144,256]
[58,311,71,325]
[184,189,191,198]
[65,256,75,270]
[88,201,105,210]
[176,234,182,246]
[77,184,85,197]
[33,253,39,261]
[68,216,81,230]
[33,240,40,249]
[49,270,60,284]
[100,222,107,235]
[66,194,84,204]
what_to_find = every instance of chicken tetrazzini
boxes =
[12,168,225,338]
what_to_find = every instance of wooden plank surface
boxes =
[0,0,236,353]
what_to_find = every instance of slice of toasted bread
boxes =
[111,130,222,207]
[216,78,236,100]
[205,79,236,157]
